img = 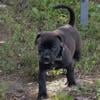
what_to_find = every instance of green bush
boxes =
[0,0,100,78]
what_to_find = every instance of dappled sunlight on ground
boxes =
[0,73,100,100]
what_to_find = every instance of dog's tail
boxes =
[53,4,75,26]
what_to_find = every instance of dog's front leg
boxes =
[66,63,76,87]
[37,63,48,100]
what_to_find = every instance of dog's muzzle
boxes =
[39,51,54,65]
[43,55,52,64]
[39,46,64,65]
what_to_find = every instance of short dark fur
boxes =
[35,5,81,100]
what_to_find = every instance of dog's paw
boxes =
[37,94,48,100]
[68,81,76,87]
[65,80,76,86]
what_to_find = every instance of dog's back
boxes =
[54,5,81,61]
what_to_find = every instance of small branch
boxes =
[0,41,5,44]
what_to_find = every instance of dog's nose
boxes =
[43,56,51,64]
[44,56,50,61]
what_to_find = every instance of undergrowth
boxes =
[0,0,100,78]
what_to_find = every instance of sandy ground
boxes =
[0,72,100,100]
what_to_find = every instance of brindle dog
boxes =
[35,5,81,100]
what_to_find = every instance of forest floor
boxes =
[0,69,100,100]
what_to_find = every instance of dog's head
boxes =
[35,31,64,65]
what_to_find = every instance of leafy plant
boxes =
[0,0,100,78]
[52,93,73,100]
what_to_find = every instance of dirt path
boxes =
[0,73,100,100]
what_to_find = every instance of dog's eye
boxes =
[38,49,42,53]
[52,46,57,51]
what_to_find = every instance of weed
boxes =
[0,0,100,78]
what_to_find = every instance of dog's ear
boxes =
[56,35,63,42]
[56,35,64,47]
[35,34,41,45]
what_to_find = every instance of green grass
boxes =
[0,0,100,77]
[52,79,100,100]
[52,93,73,100]
[0,82,9,100]
[96,79,100,100]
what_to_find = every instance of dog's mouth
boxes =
[43,57,50,64]
[44,60,54,65]
[44,62,51,64]
[55,56,62,61]
[43,55,63,65]
[44,60,50,64]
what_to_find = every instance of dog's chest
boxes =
[53,60,64,69]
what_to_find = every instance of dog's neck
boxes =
[55,46,64,61]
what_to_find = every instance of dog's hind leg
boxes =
[73,49,81,61]
[66,63,76,87]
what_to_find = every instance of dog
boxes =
[35,4,81,100]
